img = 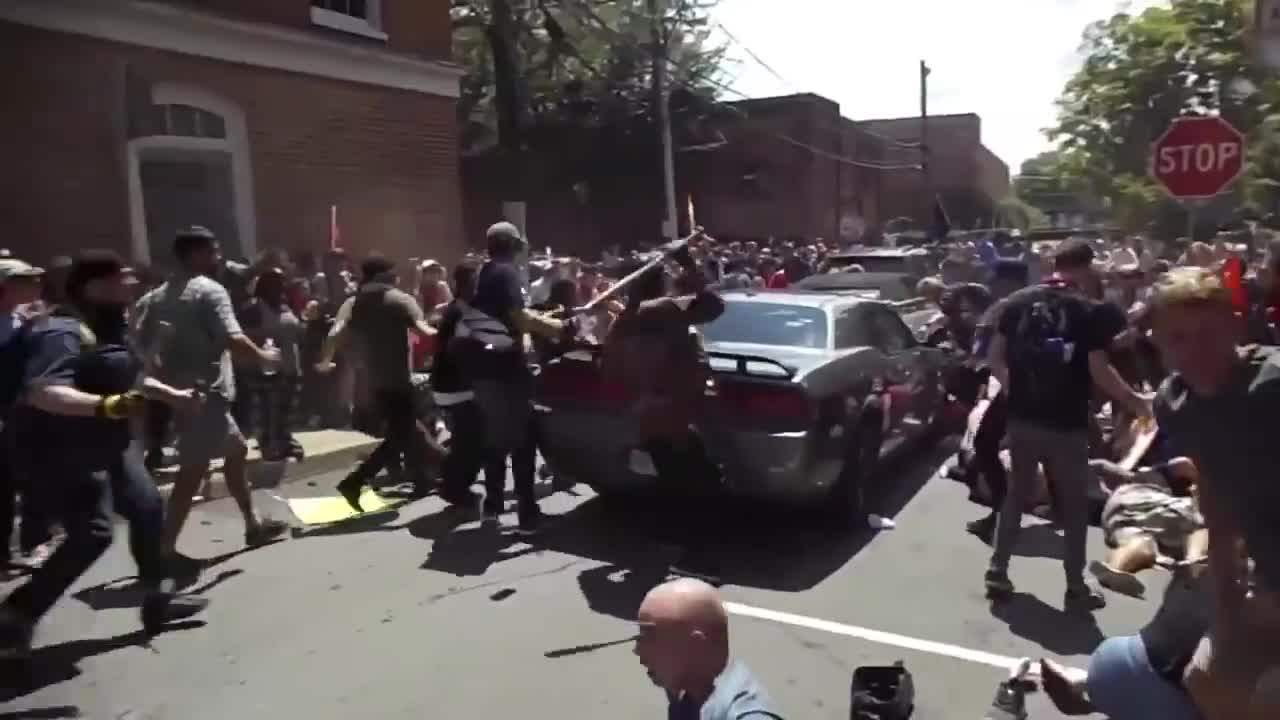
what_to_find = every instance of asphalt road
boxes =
[1,445,1169,720]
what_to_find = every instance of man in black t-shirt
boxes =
[985,239,1152,611]
[466,222,574,534]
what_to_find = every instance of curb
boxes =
[153,436,380,503]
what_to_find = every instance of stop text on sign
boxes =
[1156,142,1241,174]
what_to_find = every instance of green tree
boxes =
[1048,0,1280,236]
[451,0,726,154]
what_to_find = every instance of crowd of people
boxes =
[1,217,1279,719]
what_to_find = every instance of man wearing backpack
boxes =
[985,239,1153,611]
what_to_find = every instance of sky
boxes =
[708,0,1165,174]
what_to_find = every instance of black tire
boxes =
[825,416,883,530]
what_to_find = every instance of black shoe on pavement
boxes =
[1065,582,1107,612]
[516,507,542,536]
[337,475,365,513]
[482,500,503,525]
[141,593,209,634]
[0,610,34,661]
[984,568,1015,598]
[966,514,997,542]
[245,518,290,547]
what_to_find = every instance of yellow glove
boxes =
[99,391,145,420]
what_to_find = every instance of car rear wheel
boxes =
[825,416,883,530]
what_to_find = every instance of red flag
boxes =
[329,205,341,250]
[1222,256,1247,313]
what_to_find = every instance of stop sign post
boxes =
[1150,116,1247,200]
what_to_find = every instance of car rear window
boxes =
[827,255,908,274]
[702,302,828,349]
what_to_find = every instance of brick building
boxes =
[855,113,1010,230]
[0,0,464,270]
[681,93,896,245]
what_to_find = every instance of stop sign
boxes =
[1150,116,1246,199]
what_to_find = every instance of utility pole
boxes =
[650,0,678,241]
[919,60,931,216]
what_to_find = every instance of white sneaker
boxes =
[867,514,896,530]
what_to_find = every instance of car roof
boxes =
[719,288,872,309]
[829,247,914,259]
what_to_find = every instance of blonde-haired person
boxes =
[1147,266,1280,720]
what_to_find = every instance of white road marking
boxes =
[725,601,1020,669]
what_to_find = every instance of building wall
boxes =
[158,0,453,60]
[856,113,1009,229]
[0,11,463,268]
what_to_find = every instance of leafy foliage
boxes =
[451,0,727,154]
[1046,0,1280,234]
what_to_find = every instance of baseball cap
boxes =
[0,259,45,283]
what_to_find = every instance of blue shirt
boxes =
[25,313,139,460]
[667,661,783,720]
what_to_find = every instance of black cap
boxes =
[66,249,127,301]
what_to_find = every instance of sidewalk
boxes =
[151,429,379,502]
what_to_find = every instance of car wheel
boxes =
[825,417,883,530]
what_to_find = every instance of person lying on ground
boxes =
[1087,456,1206,598]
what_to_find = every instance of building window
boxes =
[310,0,386,40]
[148,104,227,139]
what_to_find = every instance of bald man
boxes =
[635,579,783,720]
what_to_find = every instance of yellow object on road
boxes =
[287,489,398,525]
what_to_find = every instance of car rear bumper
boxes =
[536,408,839,505]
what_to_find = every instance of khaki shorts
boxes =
[1102,483,1202,551]
[175,394,243,466]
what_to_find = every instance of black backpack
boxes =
[1005,289,1079,402]
[850,661,915,720]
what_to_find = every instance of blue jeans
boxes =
[1087,635,1202,720]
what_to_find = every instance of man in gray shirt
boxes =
[137,227,288,566]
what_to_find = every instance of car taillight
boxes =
[716,381,813,423]
[537,362,629,408]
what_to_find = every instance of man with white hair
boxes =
[635,578,783,720]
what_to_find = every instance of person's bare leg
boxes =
[220,432,258,529]
[162,463,208,555]
[1184,528,1209,563]
[1040,658,1094,715]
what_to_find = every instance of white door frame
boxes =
[126,83,256,264]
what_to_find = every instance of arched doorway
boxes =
[126,84,256,266]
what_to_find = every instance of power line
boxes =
[671,62,923,170]
[707,20,922,152]
[553,1,920,171]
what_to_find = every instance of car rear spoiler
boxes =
[891,297,930,313]
[706,351,797,380]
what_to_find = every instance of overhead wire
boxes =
[550,1,921,171]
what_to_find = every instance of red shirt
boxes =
[766,270,789,289]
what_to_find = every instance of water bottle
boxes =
[262,338,278,377]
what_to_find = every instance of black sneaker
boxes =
[245,518,290,547]
[482,500,503,525]
[141,593,209,634]
[1065,582,1106,612]
[984,568,1015,598]
[966,514,996,542]
[0,611,34,661]
[336,475,365,513]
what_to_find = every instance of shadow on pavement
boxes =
[0,706,83,719]
[0,621,205,702]
[1010,523,1066,560]
[535,444,947,594]
[989,592,1106,656]
[420,524,541,576]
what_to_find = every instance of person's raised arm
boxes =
[317,296,353,371]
